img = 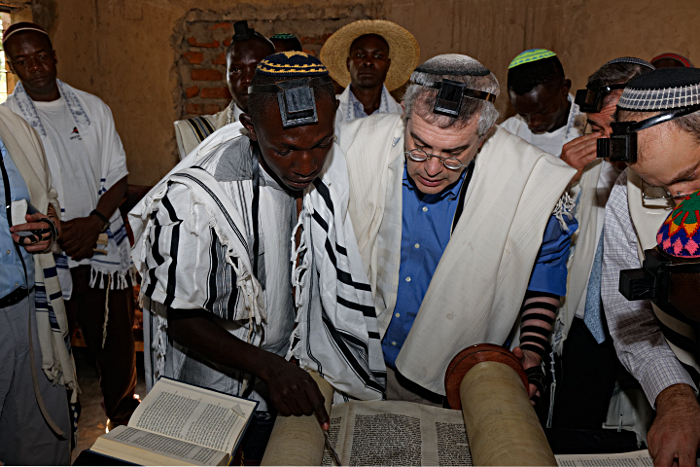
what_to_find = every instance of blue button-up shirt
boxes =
[382,166,577,369]
[1,138,35,298]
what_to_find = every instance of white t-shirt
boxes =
[34,98,96,222]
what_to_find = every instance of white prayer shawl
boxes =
[339,114,576,395]
[500,94,586,158]
[553,159,605,352]
[335,85,402,131]
[0,104,78,401]
[626,170,700,375]
[288,149,386,402]
[174,102,243,160]
[130,123,385,402]
[4,80,131,298]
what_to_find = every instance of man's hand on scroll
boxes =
[648,383,700,467]
[512,347,543,405]
[516,293,559,405]
[260,354,330,430]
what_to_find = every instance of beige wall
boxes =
[19,0,700,185]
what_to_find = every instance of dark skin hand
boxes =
[346,34,391,116]
[4,30,60,102]
[167,309,330,430]
[59,176,127,261]
[509,80,571,135]
[648,384,700,467]
[226,37,275,113]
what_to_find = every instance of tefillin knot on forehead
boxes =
[249,76,332,128]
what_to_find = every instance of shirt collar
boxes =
[348,84,390,120]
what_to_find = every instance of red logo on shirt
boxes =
[71,127,79,134]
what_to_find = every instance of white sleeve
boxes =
[96,100,129,193]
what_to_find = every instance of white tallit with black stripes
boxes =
[129,122,385,404]
[289,148,386,402]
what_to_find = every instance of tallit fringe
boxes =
[151,312,169,383]
[88,268,130,290]
[553,192,575,232]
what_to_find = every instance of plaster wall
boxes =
[21,0,700,185]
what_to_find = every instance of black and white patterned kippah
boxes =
[618,67,700,111]
[605,56,655,70]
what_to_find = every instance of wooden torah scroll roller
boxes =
[444,343,557,466]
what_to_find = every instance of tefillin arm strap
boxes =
[248,76,333,129]
[427,79,497,117]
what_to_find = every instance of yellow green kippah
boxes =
[256,51,329,77]
[509,49,557,69]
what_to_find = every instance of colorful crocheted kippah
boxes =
[256,51,328,77]
[657,190,700,257]
[508,49,557,69]
[270,33,298,40]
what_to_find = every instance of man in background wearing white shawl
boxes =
[3,22,137,428]
[339,54,577,406]
[130,52,384,462]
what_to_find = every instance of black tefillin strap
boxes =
[426,79,496,117]
[248,76,333,129]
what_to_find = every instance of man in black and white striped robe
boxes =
[130,53,385,443]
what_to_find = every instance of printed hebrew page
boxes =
[91,425,229,466]
[556,450,654,466]
[127,378,257,453]
[322,400,471,466]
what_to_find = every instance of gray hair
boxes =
[617,109,700,152]
[587,59,654,108]
[403,54,500,137]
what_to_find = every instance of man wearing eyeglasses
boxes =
[338,54,577,405]
[601,67,700,466]
[549,58,655,432]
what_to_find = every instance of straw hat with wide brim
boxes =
[320,20,420,92]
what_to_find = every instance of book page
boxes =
[556,450,653,466]
[322,400,471,466]
[92,425,228,466]
[128,378,257,453]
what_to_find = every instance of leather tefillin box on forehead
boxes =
[575,57,655,114]
[413,60,496,118]
[597,67,700,163]
[249,51,332,128]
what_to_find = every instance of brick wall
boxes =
[177,8,375,120]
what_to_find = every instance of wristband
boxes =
[90,209,110,232]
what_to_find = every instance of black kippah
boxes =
[618,67,700,111]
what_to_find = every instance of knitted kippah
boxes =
[270,33,298,40]
[256,51,328,77]
[414,54,491,77]
[651,53,694,68]
[617,67,700,111]
[508,49,556,69]
[605,57,655,70]
[657,190,700,257]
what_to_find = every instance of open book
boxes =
[320,400,654,466]
[91,378,258,466]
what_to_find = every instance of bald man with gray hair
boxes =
[337,54,578,405]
